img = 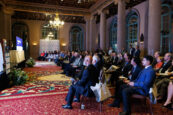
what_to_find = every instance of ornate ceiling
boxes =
[12,11,86,23]
[14,0,98,9]
[5,0,147,23]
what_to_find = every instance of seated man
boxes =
[109,57,142,106]
[105,51,118,69]
[62,55,99,109]
[155,59,173,101]
[108,55,156,115]
[152,51,161,67]
[156,53,172,73]
[63,52,83,76]
[154,53,172,100]
[108,53,132,86]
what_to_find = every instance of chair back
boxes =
[98,68,106,83]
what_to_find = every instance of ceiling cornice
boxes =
[5,0,90,16]
[90,0,115,13]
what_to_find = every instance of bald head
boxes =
[92,55,100,65]
[164,53,172,62]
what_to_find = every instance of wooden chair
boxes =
[131,94,153,115]
[80,95,103,112]
[79,69,106,112]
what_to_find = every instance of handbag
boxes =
[90,82,112,102]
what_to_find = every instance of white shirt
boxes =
[145,65,151,69]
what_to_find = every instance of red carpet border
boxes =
[0,83,68,100]
[0,94,121,115]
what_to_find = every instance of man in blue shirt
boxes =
[109,55,156,115]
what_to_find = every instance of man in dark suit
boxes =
[154,53,172,100]
[120,53,133,77]
[128,57,142,81]
[110,51,118,65]
[157,53,172,73]
[152,51,160,67]
[108,55,156,115]
[134,45,140,58]
[129,45,135,59]
[109,57,142,106]
[62,55,99,109]
[108,53,132,86]
[106,51,118,69]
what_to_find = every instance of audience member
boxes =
[108,55,155,115]
[129,45,135,59]
[62,55,99,109]
[154,56,163,71]
[163,81,173,110]
[134,45,140,58]
[152,51,161,67]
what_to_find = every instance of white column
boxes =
[89,16,96,51]
[117,0,126,53]
[99,11,106,50]
[148,0,161,55]
[84,16,90,51]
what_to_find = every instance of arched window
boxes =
[109,18,117,51]
[161,2,172,54]
[41,23,58,40]
[126,11,139,50]
[12,22,29,59]
[70,26,84,51]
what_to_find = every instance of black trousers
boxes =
[65,84,81,105]
[114,84,143,113]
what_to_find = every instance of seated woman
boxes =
[163,81,173,110]
[154,56,163,71]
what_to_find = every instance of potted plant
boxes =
[9,68,28,86]
[26,57,35,67]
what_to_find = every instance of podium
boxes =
[10,50,25,66]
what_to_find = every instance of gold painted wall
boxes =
[12,19,85,59]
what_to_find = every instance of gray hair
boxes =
[93,55,100,63]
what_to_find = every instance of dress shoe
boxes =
[62,104,73,109]
[73,98,80,102]
[108,103,120,108]
[162,103,172,109]
[119,111,130,115]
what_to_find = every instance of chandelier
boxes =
[49,14,64,28]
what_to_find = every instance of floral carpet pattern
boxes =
[0,94,121,115]
[1,61,172,115]
[0,61,69,100]
[0,82,68,100]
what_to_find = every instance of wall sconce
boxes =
[32,42,38,46]
[62,43,66,46]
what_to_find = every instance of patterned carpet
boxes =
[0,61,69,100]
[0,61,173,115]
[0,94,121,115]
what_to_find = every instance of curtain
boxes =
[39,40,60,54]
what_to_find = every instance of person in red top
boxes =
[38,51,45,60]
[40,51,45,57]
[154,56,163,71]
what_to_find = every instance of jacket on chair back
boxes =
[76,64,99,97]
